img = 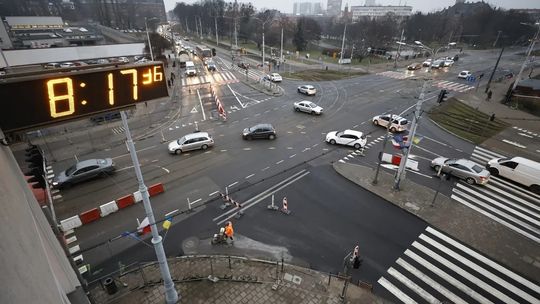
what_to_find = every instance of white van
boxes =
[486,157,540,193]
[185,61,197,77]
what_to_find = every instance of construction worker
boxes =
[224,221,234,244]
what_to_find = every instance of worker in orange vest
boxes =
[224,221,234,244]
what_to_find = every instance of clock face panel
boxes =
[0,63,168,132]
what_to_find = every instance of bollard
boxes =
[280,197,291,215]
[267,194,279,210]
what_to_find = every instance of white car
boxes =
[458,71,472,79]
[298,85,316,96]
[293,101,323,115]
[60,62,76,68]
[267,73,282,82]
[422,59,432,67]
[372,114,408,132]
[443,59,454,67]
[325,129,367,150]
[168,132,214,154]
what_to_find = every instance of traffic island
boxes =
[333,161,540,281]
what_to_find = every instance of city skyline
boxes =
[164,0,540,14]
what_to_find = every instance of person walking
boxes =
[224,221,234,244]
[487,90,493,102]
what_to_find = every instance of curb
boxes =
[427,117,475,144]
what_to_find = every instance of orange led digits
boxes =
[107,73,114,105]
[142,68,152,85]
[120,69,138,100]
[47,78,75,118]
[154,65,163,82]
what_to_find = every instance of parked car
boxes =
[431,157,490,185]
[293,101,323,115]
[238,62,250,69]
[267,73,282,82]
[52,158,115,188]
[44,62,60,69]
[59,62,76,68]
[117,56,130,63]
[407,63,422,70]
[458,71,472,79]
[325,130,367,150]
[168,132,214,155]
[242,124,276,140]
[422,59,432,67]
[297,85,316,96]
[486,157,540,193]
[372,114,408,132]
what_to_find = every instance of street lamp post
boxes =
[512,22,540,92]
[394,29,405,69]
[145,17,157,61]
[339,24,347,64]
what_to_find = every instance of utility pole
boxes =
[262,22,266,70]
[493,30,502,47]
[120,111,179,303]
[185,19,189,33]
[214,17,219,45]
[485,47,504,93]
[394,80,429,190]
[199,17,203,39]
[234,18,238,48]
[512,24,540,92]
[372,114,394,185]
[280,27,284,65]
[394,28,404,69]
[340,24,347,64]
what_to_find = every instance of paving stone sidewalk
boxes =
[88,254,382,304]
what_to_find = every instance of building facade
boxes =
[326,0,342,16]
[293,2,323,16]
[350,5,412,20]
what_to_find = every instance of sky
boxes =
[163,0,540,14]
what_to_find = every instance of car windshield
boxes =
[471,165,484,173]
[98,159,106,165]
[65,164,77,176]
[444,159,456,165]
[308,103,316,108]
[177,136,186,145]
[336,131,344,137]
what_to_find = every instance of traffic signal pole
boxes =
[394,80,430,190]
[120,111,179,303]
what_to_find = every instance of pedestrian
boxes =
[167,79,171,88]
[487,90,492,102]
[224,221,234,244]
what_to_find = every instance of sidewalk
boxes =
[333,162,540,282]
[88,246,383,304]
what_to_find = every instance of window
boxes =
[500,161,518,169]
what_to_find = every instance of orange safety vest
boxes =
[225,225,234,237]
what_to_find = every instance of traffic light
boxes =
[25,145,46,189]
[437,89,448,103]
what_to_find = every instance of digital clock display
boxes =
[0,63,168,132]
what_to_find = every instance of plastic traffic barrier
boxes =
[59,215,82,232]
[148,183,165,197]
[100,201,119,217]
[79,208,100,224]
[116,194,135,209]
[133,190,143,203]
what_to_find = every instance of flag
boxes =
[412,135,423,144]
[162,217,172,230]
[392,134,409,150]
[137,217,151,235]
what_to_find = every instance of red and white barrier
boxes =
[380,153,419,171]
[60,215,82,232]
[100,201,119,217]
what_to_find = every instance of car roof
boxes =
[76,158,106,168]
[302,85,315,88]
[184,132,210,140]
[460,70,470,73]
[455,158,481,168]
[343,129,364,136]
[253,123,273,129]
[271,73,280,75]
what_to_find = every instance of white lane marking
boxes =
[243,147,252,151]
[190,198,202,205]
[227,84,245,108]
[209,191,219,196]
[196,89,207,121]
[261,166,270,171]
[502,139,526,148]
[216,171,310,225]
[227,181,238,188]
[518,133,534,138]
[287,147,293,149]
[254,113,261,117]
[243,117,249,120]
[116,165,135,172]
[268,147,276,150]
[377,277,417,304]
[276,160,284,164]
[112,145,157,160]
[245,174,255,179]
[165,209,180,217]
[387,267,440,304]
[302,148,310,152]
[474,146,506,158]
[220,149,227,152]
[289,154,296,158]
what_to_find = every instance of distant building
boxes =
[293,2,323,16]
[327,0,342,16]
[350,5,412,20]
[365,0,376,6]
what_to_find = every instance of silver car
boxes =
[431,157,490,185]
[168,132,214,154]
[293,101,323,115]
[53,158,115,188]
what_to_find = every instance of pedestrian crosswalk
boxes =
[378,226,540,304]
[111,126,125,135]
[231,64,266,81]
[376,71,413,79]
[180,70,238,87]
[433,80,475,93]
[451,146,540,243]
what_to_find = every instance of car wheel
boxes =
[488,168,499,176]
[246,135,252,140]
[268,134,275,140]
[201,144,208,150]
[433,165,441,172]
[297,88,301,93]
[465,177,475,185]
[311,111,316,115]
[390,127,397,132]
[354,143,361,149]
[329,139,336,145]
[175,149,182,155]
[373,120,379,126]
[294,107,300,112]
